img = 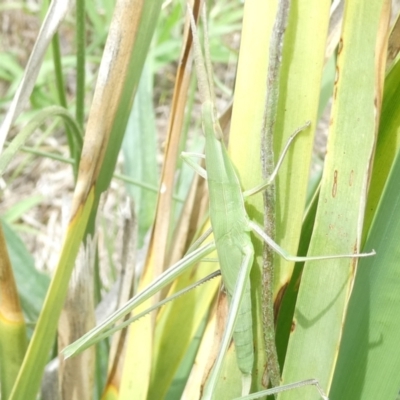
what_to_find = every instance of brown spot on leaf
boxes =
[273,283,288,324]
[338,37,343,54]
[334,66,339,84]
[349,170,354,186]
[332,170,338,197]
[291,320,296,332]
[333,66,339,99]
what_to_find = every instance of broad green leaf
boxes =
[1,219,49,323]
[0,221,28,398]
[93,2,163,200]
[280,2,388,399]
[165,316,209,400]
[9,190,95,400]
[330,121,400,400]
[218,0,277,394]
[228,0,331,395]
[364,54,400,236]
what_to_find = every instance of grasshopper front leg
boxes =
[234,378,329,400]
[249,221,375,262]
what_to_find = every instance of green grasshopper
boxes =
[64,4,375,399]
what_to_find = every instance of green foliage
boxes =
[1,219,49,326]
[0,1,398,399]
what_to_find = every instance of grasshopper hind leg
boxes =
[202,242,254,399]
[242,374,252,396]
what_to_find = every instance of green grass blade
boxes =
[7,2,163,398]
[50,31,79,172]
[2,196,43,225]
[9,188,95,400]
[330,122,400,399]
[0,222,27,398]
[1,219,49,323]
[75,0,86,129]
[364,54,400,236]
[275,188,319,366]
[228,0,331,394]
[0,106,83,176]
[224,0,276,394]
[93,2,163,199]
[279,2,388,399]
[0,0,73,153]
[267,0,331,382]
[122,62,158,247]
[149,254,220,399]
